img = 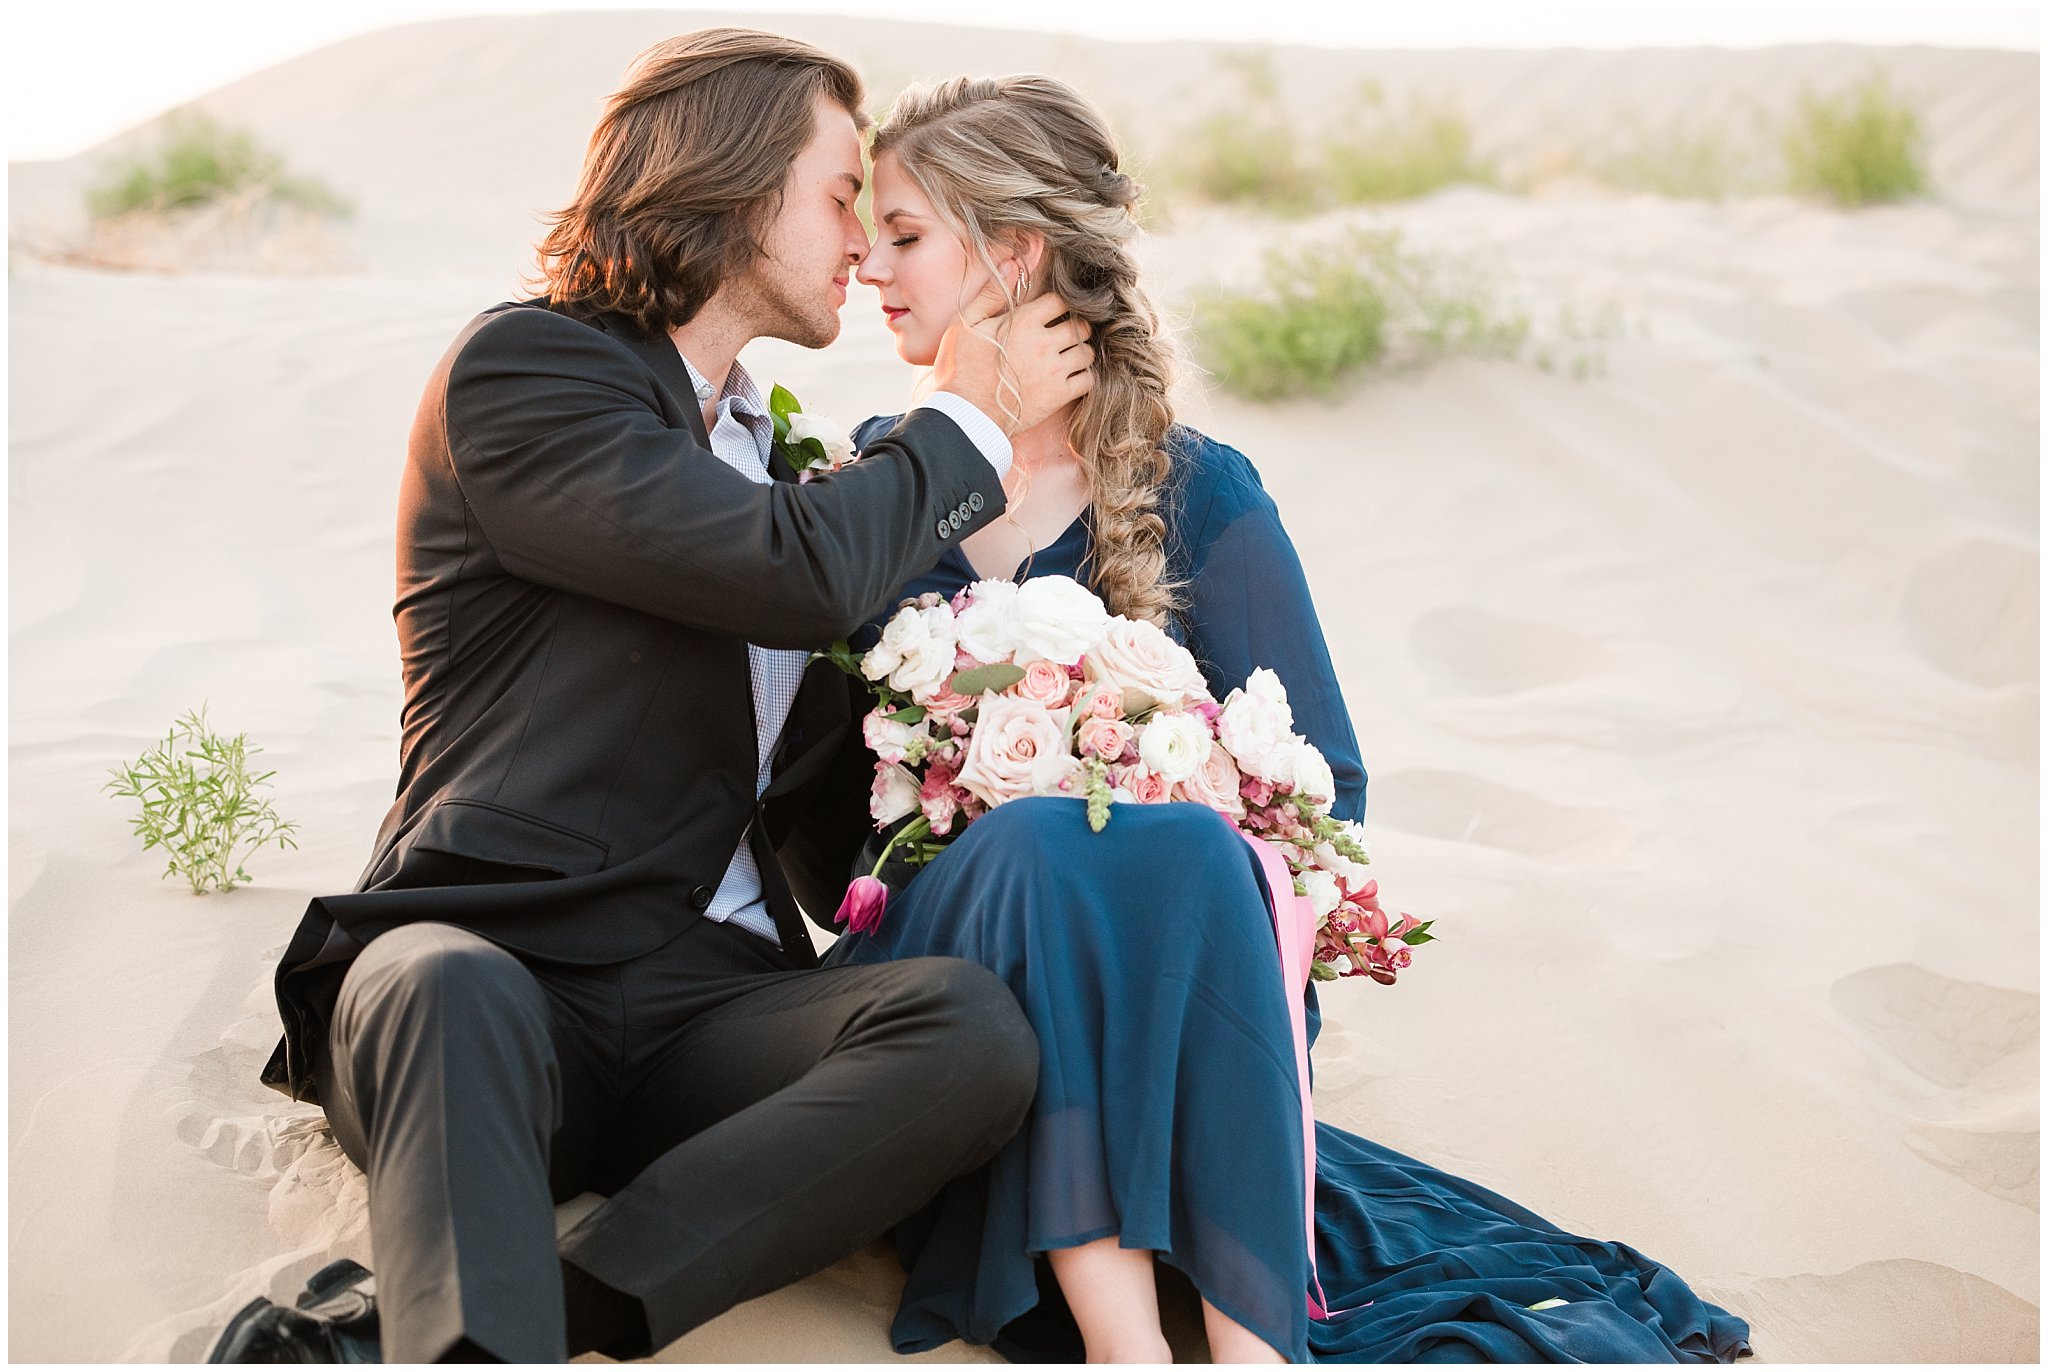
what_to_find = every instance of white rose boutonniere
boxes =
[769,384,858,482]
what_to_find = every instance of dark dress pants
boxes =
[311,915,1039,1362]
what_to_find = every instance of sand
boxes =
[8,12,2038,1363]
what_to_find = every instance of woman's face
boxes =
[856,152,999,367]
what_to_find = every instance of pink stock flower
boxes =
[1240,774,1278,809]
[835,876,889,934]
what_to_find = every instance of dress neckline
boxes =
[949,511,1090,584]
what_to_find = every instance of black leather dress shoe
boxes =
[207,1259,382,1363]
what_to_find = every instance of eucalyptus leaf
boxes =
[947,663,1027,697]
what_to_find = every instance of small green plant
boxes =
[1782,71,1930,207]
[1319,82,1494,203]
[104,705,298,894]
[1581,107,1780,200]
[87,109,351,220]
[1190,228,1529,401]
[1161,50,1318,214]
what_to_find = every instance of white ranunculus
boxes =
[869,762,922,825]
[1298,868,1342,919]
[1289,738,1336,804]
[861,603,955,698]
[954,579,1024,663]
[1244,667,1293,719]
[1011,576,1110,665]
[787,411,855,466]
[1135,712,1213,785]
[1084,615,1212,711]
[1216,687,1295,783]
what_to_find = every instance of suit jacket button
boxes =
[948,511,963,530]
[690,885,713,909]
[936,520,950,539]
[968,491,985,512]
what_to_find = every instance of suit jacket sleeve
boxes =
[442,308,1007,648]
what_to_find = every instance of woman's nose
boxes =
[855,254,886,286]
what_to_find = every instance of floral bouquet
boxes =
[817,574,1433,983]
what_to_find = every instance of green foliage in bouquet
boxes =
[87,109,352,220]
[103,705,299,894]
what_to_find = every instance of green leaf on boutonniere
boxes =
[946,663,1027,697]
[768,383,801,442]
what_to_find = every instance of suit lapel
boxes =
[591,311,711,448]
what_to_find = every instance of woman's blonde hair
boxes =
[873,74,1182,627]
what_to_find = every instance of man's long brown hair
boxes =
[533,29,867,335]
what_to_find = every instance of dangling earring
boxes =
[1017,268,1032,298]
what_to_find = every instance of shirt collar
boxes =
[673,347,766,419]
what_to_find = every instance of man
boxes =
[210,28,1093,1363]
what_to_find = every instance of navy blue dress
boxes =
[824,418,1753,1364]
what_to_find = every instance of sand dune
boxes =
[9,11,2039,1364]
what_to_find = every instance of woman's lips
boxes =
[882,306,909,324]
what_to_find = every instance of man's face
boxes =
[737,93,869,348]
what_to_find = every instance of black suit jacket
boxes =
[260,299,1005,1102]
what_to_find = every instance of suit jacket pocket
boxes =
[409,797,610,877]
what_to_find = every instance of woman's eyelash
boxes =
[890,235,918,248]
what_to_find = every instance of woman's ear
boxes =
[999,230,1048,285]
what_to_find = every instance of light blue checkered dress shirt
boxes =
[674,349,1011,944]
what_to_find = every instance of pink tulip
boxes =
[835,876,889,934]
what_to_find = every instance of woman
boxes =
[815,74,1752,1365]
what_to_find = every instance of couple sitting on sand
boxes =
[210,28,1753,1365]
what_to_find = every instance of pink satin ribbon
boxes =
[1242,832,1347,1320]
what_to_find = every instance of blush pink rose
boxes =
[1077,683,1123,720]
[1076,715,1135,761]
[1011,658,1073,708]
[1174,744,1246,820]
[953,694,1077,808]
[1113,764,1172,805]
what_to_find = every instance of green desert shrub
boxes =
[87,109,350,220]
[1190,228,1529,400]
[1782,71,1931,206]
[1582,108,1780,200]
[104,705,298,894]
[1319,82,1494,203]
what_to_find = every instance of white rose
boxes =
[869,763,922,825]
[1135,712,1213,785]
[1298,868,1342,919]
[953,579,1024,663]
[1083,615,1212,711]
[952,693,1078,808]
[1011,576,1110,665]
[1289,738,1336,804]
[787,411,855,466]
[1216,687,1295,783]
[861,603,955,698]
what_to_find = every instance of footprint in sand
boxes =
[1830,963,2039,1209]
[1696,1257,2037,1362]
[1898,536,2038,689]
[1367,768,1639,868]
[1408,607,1604,698]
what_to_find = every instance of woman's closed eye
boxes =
[890,235,919,248]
